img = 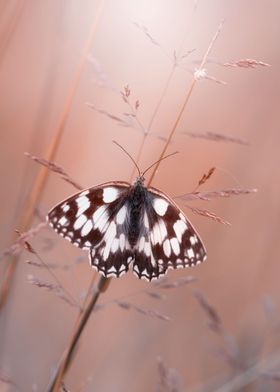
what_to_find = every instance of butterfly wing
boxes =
[132,187,207,281]
[47,181,133,277]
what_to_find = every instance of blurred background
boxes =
[0,1,280,391]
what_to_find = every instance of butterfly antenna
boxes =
[113,140,141,177]
[142,151,178,176]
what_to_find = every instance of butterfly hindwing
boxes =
[132,187,206,281]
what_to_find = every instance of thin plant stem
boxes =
[147,21,223,187]
[0,0,105,310]
[130,10,198,182]
[129,64,176,182]
[46,276,110,392]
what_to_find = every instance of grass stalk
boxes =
[46,275,110,392]
[147,21,223,187]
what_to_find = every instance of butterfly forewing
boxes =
[47,181,130,249]
[132,187,206,280]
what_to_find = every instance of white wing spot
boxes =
[111,238,119,253]
[119,234,125,251]
[104,221,117,242]
[58,216,68,226]
[138,236,145,252]
[74,214,87,230]
[103,187,119,203]
[92,205,108,231]
[151,223,161,245]
[153,198,169,216]
[76,196,90,217]
[103,221,117,260]
[81,219,93,236]
[163,239,171,257]
[187,248,195,259]
[144,242,151,257]
[85,241,92,247]
[173,219,187,242]
[170,237,180,256]
[62,204,70,213]
[190,236,196,245]
[144,212,149,229]
[116,205,127,224]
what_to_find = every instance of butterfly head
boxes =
[133,175,145,187]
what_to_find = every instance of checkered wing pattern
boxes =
[47,180,206,280]
[47,182,134,277]
[132,187,206,280]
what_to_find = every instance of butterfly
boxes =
[47,147,207,281]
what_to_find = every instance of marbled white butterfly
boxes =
[47,148,206,281]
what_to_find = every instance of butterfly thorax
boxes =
[127,177,147,247]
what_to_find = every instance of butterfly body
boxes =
[48,177,206,281]
[127,176,149,246]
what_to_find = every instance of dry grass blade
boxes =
[213,353,280,392]
[157,357,183,392]
[223,59,271,68]
[154,276,197,289]
[205,74,227,84]
[25,153,82,191]
[28,274,60,291]
[186,205,230,225]
[195,167,216,190]
[145,291,165,300]
[179,188,257,201]
[27,275,81,310]
[23,239,81,310]
[0,222,47,261]
[133,22,161,47]
[115,300,170,321]
[193,290,223,334]
[182,130,250,145]
[87,103,131,126]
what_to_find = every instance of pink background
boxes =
[0,1,279,391]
